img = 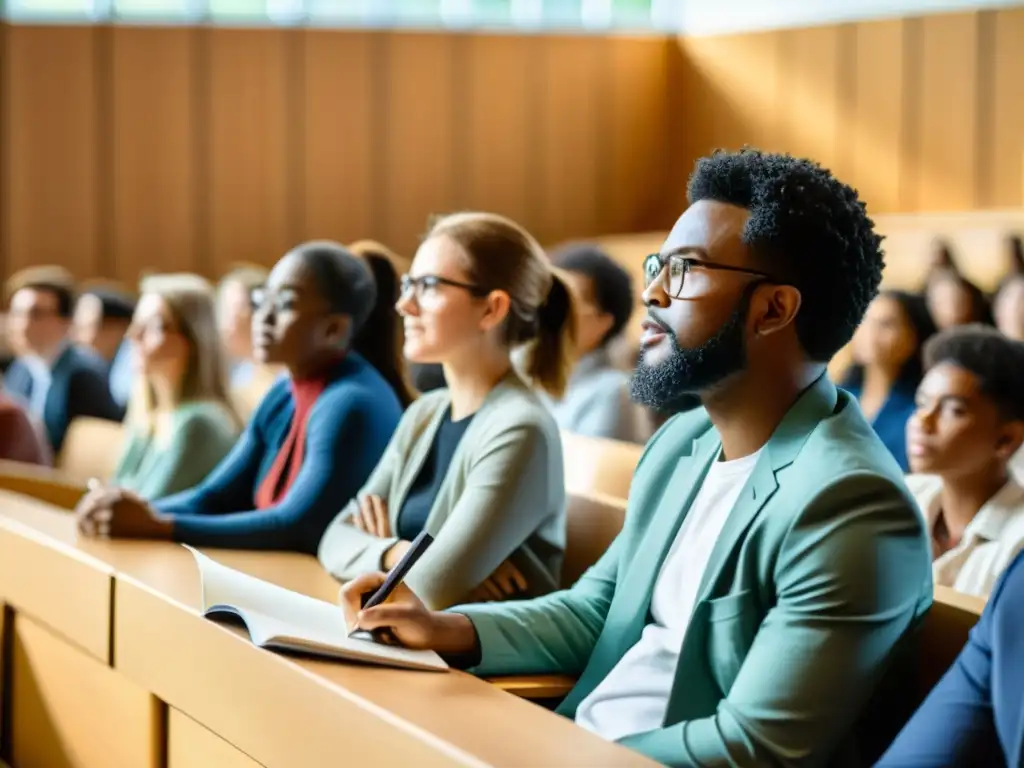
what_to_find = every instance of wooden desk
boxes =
[0,491,655,768]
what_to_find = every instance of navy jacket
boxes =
[155,353,402,553]
[4,346,125,453]
[878,551,1024,766]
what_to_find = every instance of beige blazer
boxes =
[906,472,1024,598]
[317,373,566,609]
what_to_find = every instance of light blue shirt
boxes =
[108,340,133,407]
[20,341,69,417]
[542,348,650,444]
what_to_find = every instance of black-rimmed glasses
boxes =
[399,274,488,301]
[643,253,774,299]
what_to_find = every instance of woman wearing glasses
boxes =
[75,241,408,552]
[318,212,575,610]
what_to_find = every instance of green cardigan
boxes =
[454,375,932,767]
[111,401,239,500]
[317,372,566,609]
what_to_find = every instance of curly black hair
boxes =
[923,324,1024,421]
[551,243,634,346]
[687,148,885,362]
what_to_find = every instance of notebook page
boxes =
[185,545,341,639]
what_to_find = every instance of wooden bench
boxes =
[562,431,642,501]
[56,417,125,485]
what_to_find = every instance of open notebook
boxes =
[184,546,448,673]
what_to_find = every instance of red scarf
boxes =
[253,374,330,509]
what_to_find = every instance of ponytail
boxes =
[350,252,417,409]
[525,272,576,399]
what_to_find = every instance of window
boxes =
[4,0,672,28]
[5,0,100,20]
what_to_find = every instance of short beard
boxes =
[630,291,752,414]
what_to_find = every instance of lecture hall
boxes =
[0,0,1023,765]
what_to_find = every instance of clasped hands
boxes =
[349,494,527,602]
[73,482,173,540]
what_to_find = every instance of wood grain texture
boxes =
[4,26,101,278]
[11,615,160,768]
[205,28,295,273]
[914,12,979,211]
[989,8,1024,209]
[110,27,198,282]
[301,31,376,247]
[850,19,906,214]
[378,33,459,255]
[168,709,263,768]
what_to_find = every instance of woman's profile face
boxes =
[851,295,917,370]
[251,252,343,370]
[127,293,188,377]
[926,274,975,330]
[994,277,1024,341]
[397,235,496,364]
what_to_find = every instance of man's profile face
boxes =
[630,200,761,411]
[7,287,67,358]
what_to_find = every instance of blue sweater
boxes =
[155,353,402,553]
[878,550,1024,766]
[843,382,917,472]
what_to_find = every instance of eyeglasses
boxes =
[643,252,774,300]
[399,274,488,301]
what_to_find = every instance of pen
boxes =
[348,530,433,638]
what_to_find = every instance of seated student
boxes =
[843,290,936,471]
[318,212,573,609]
[541,243,648,444]
[0,392,51,465]
[74,242,408,551]
[107,274,240,500]
[4,267,124,453]
[216,265,269,390]
[993,234,1024,342]
[924,244,993,330]
[903,325,1024,598]
[340,150,932,767]
[877,549,1024,766]
[71,285,136,408]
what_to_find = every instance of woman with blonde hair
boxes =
[319,212,575,609]
[107,273,240,499]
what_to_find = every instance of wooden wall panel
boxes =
[915,13,979,212]
[679,32,781,156]
[206,29,295,273]
[849,19,906,214]
[672,8,1024,216]
[775,25,842,172]
[464,35,536,234]
[537,37,606,244]
[110,28,198,283]
[4,26,101,278]
[302,31,376,246]
[989,8,1024,209]
[604,37,670,234]
[379,33,458,256]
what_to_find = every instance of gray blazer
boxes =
[543,348,650,444]
[317,372,566,609]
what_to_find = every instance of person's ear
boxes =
[478,290,512,333]
[323,314,352,347]
[593,311,614,341]
[751,284,802,338]
[994,420,1024,461]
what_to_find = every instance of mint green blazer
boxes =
[455,376,932,767]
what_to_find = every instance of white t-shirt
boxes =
[575,448,762,742]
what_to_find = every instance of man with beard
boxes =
[340,150,932,767]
